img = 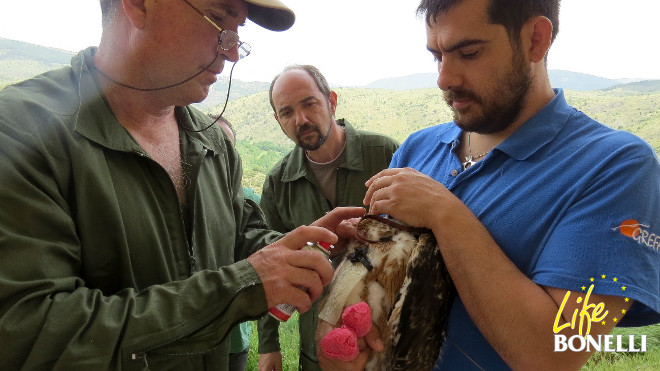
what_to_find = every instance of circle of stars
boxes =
[582,274,629,326]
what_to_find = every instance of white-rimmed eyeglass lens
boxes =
[218,30,240,50]
[238,42,251,59]
[218,30,250,59]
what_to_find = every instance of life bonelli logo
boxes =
[553,275,647,353]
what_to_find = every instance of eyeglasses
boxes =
[182,0,251,59]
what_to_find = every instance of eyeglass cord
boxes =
[183,60,237,133]
[93,53,220,92]
[93,51,240,133]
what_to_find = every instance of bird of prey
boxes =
[318,215,455,370]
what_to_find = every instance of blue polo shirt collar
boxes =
[499,89,572,160]
[436,89,572,161]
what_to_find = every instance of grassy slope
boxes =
[244,320,660,370]
[584,324,660,370]
[226,88,660,191]
[246,313,300,370]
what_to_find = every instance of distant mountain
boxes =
[361,70,649,92]
[548,70,623,91]
[0,38,270,103]
[363,73,438,90]
[0,38,73,64]
[192,77,270,110]
[2,38,656,94]
[603,80,660,93]
[0,38,73,84]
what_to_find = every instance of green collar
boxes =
[72,47,225,156]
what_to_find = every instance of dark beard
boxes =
[445,48,532,134]
[296,114,334,151]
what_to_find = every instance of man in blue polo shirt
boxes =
[318,0,660,370]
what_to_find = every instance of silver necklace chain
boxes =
[462,132,489,171]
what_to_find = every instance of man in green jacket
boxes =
[0,1,364,370]
[257,65,399,370]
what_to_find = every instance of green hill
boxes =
[220,88,455,189]
[565,90,660,151]
[604,80,660,93]
[220,88,451,147]
[0,38,268,102]
[0,38,657,192]
[0,38,73,85]
[221,88,660,190]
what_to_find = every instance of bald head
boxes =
[269,65,331,112]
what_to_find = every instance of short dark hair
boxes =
[269,65,331,112]
[417,0,560,45]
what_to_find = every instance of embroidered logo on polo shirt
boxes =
[612,219,660,252]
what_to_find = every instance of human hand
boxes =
[258,351,283,371]
[363,167,462,230]
[247,226,336,312]
[316,319,384,371]
[312,207,364,256]
[311,207,365,235]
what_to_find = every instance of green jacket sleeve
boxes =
[254,174,285,353]
[259,172,288,233]
[257,314,282,354]
[235,195,279,261]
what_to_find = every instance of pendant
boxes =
[462,156,476,171]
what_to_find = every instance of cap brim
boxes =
[245,0,295,31]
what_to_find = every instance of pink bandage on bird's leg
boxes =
[320,302,373,361]
[341,301,372,337]
[320,326,359,361]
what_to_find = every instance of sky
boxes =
[0,0,659,86]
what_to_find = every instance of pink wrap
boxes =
[320,302,372,361]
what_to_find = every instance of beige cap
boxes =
[245,0,295,31]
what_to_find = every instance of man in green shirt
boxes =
[257,65,399,370]
[0,1,364,370]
